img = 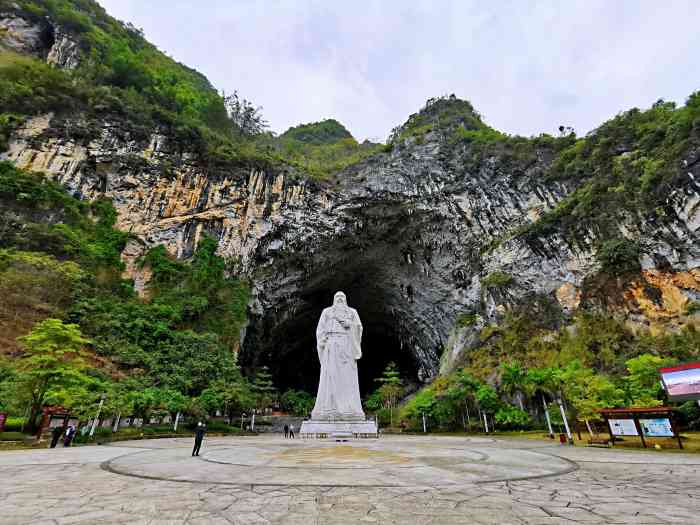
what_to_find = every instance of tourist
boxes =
[192,422,207,456]
[50,425,63,448]
[289,424,295,439]
[284,424,289,438]
[63,425,75,447]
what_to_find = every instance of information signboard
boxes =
[639,418,674,437]
[609,418,638,436]
[659,362,700,401]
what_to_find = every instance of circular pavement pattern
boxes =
[102,435,577,487]
[4,434,700,524]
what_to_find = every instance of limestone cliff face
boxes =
[0,12,80,68]
[4,110,698,383]
[1,10,698,382]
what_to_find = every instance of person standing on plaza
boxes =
[284,424,289,438]
[63,425,75,447]
[289,424,295,439]
[192,422,207,456]
[50,425,63,448]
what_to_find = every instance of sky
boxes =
[97,0,700,142]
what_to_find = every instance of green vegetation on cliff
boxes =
[399,311,699,432]
[264,119,382,179]
[0,161,251,425]
[0,1,383,180]
[280,119,353,145]
[1,0,230,132]
[519,95,700,245]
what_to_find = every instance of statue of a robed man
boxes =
[310,291,366,421]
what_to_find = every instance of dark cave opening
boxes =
[241,266,422,398]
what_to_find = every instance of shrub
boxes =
[280,389,315,416]
[141,425,176,434]
[481,271,513,289]
[456,313,479,328]
[596,238,641,275]
[0,431,26,441]
[1,417,27,432]
[495,406,531,430]
[203,421,239,433]
[678,400,700,430]
[375,407,392,427]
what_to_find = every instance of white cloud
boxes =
[98,0,700,141]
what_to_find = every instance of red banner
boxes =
[659,362,700,373]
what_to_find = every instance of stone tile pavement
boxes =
[1,435,698,524]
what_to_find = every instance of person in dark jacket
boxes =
[284,424,289,439]
[192,422,206,456]
[63,425,75,447]
[50,425,64,448]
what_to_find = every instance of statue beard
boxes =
[331,303,352,323]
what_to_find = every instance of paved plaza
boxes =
[1,434,699,524]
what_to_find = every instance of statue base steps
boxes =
[299,420,378,439]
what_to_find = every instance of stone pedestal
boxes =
[299,420,378,439]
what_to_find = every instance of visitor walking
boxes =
[192,422,207,456]
[284,424,289,438]
[50,425,63,448]
[63,425,75,447]
[289,424,295,439]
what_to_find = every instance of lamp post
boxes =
[89,393,107,438]
[422,412,427,433]
[557,397,573,443]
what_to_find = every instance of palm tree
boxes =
[524,367,557,438]
[500,361,527,411]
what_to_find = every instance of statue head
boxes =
[333,291,347,306]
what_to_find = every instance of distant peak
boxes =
[280,119,354,145]
[391,94,486,141]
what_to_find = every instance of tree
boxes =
[160,389,189,423]
[624,354,673,407]
[495,405,531,430]
[558,362,624,423]
[224,91,267,136]
[500,361,527,410]
[401,387,437,430]
[0,355,21,414]
[444,370,480,430]
[475,384,499,414]
[251,366,277,411]
[475,384,500,432]
[129,387,164,422]
[375,362,404,427]
[280,389,315,416]
[525,367,558,436]
[199,377,254,422]
[16,319,92,431]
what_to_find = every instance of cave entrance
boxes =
[242,267,422,399]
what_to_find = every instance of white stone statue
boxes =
[310,291,366,421]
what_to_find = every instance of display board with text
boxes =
[609,418,638,436]
[639,418,674,437]
[659,362,700,401]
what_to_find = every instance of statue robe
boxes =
[310,304,366,421]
